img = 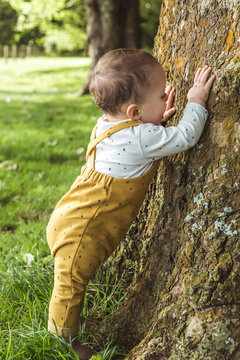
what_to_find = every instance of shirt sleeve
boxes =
[139,102,208,159]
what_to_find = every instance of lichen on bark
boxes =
[96,1,240,359]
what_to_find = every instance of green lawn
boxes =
[0,57,126,360]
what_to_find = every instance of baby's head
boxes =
[90,49,167,124]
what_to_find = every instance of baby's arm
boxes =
[139,103,208,159]
[139,66,216,159]
[187,65,215,108]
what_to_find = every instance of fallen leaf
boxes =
[0,160,20,172]
[23,253,35,266]
[6,163,19,171]
[76,147,85,155]
[38,172,45,179]
[47,140,58,147]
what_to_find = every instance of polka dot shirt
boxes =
[87,103,208,178]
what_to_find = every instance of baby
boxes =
[47,49,215,359]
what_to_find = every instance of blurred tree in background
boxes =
[0,0,18,44]
[81,0,162,93]
[140,0,163,49]
[81,0,141,94]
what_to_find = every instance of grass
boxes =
[0,57,127,359]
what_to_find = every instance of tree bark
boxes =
[97,1,240,359]
[81,0,141,95]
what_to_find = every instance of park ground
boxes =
[0,57,127,360]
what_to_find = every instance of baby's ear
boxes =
[127,104,141,121]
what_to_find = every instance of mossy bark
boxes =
[97,1,240,359]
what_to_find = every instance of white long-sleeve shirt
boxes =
[87,103,208,178]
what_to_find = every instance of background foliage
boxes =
[2,0,162,54]
[7,0,87,54]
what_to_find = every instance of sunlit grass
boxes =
[0,258,127,359]
[0,57,127,359]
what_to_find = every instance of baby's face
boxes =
[139,65,167,125]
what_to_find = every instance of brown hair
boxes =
[89,49,160,115]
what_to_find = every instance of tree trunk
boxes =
[97,1,240,359]
[81,0,141,95]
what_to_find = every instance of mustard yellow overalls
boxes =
[47,120,159,338]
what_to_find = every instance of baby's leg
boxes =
[48,247,97,359]
[48,246,88,339]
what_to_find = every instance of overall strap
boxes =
[88,125,98,169]
[86,120,141,169]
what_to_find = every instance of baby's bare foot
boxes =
[72,339,96,360]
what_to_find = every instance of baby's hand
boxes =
[160,85,176,124]
[187,65,215,108]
